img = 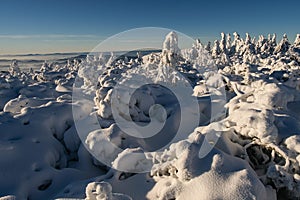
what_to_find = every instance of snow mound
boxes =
[112,148,152,173]
[85,182,132,200]
[147,138,274,200]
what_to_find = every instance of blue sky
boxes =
[0,0,299,54]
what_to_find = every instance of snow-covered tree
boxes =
[160,31,181,66]
[205,41,211,52]
[245,33,251,44]
[258,34,276,55]
[294,34,300,46]
[271,33,277,45]
[194,39,204,49]
[256,35,266,54]
[268,33,277,54]
[251,36,256,44]
[220,32,227,54]
[242,33,255,55]
[274,33,291,54]
[40,61,51,72]
[230,32,242,55]
[226,33,231,53]
[29,68,34,74]
[9,60,21,76]
[162,31,180,55]
[221,52,230,65]
[289,34,300,63]
[212,40,221,58]
[107,52,117,66]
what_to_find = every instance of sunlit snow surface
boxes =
[0,31,300,200]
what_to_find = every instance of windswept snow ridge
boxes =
[0,30,300,200]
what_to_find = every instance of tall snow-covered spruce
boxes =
[160,31,181,67]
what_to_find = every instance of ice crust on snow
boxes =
[0,32,300,199]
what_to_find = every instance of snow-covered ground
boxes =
[0,31,300,200]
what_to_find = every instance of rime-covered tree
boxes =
[9,60,21,76]
[230,32,242,55]
[294,34,300,46]
[161,31,180,66]
[256,35,266,54]
[290,34,300,62]
[268,33,277,54]
[274,33,291,54]
[211,40,221,58]
[242,33,255,55]
[107,52,117,66]
[226,33,231,53]
[162,31,180,55]
[219,32,227,54]
[205,41,211,52]
[40,61,51,72]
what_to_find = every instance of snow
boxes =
[148,139,270,199]
[162,31,180,55]
[0,196,17,200]
[0,30,300,199]
[112,147,152,173]
[9,60,21,76]
[85,182,132,200]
